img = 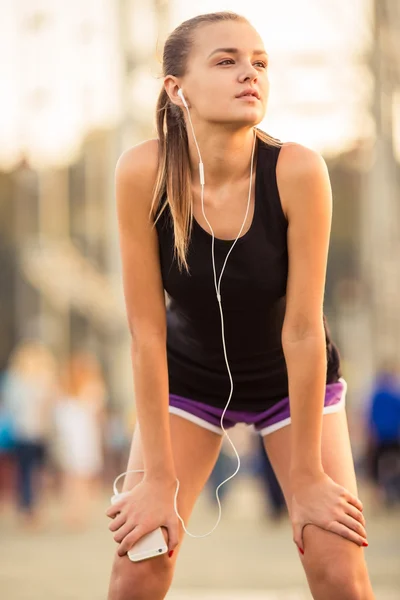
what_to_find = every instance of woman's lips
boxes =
[236,94,259,101]
[236,89,261,101]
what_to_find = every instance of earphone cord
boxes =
[112,108,257,539]
[174,105,256,538]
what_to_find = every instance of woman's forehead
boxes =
[191,21,265,58]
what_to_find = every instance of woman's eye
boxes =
[217,59,267,68]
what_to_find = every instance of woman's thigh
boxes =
[108,413,222,600]
[263,409,374,599]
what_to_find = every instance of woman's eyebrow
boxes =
[207,47,268,59]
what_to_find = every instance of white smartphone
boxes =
[111,493,168,562]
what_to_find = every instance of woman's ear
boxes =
[164,76,187,108]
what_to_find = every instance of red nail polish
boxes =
[299,547,304,555]
[168,550,174,558]
[362,542,368,547]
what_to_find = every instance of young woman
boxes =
[107,11,374,600]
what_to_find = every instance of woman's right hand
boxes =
[106,475,179,557]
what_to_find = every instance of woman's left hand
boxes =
[290,470,368,553]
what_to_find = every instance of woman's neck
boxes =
[186,123,256,188]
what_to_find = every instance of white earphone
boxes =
[177,87,189,110]
[114,88,256,539]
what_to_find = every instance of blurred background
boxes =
[0,0,399,598]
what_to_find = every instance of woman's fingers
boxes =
[108,514,126,533]
[106,503,122,519]
[113,521,135,544]
[166,519,179,551]
[118,525,145,556]
[329,522,368,547]
[344,489,363,512]
[346,503,366,527]
[340,514,368,541]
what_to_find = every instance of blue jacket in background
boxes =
[368,375,400,443]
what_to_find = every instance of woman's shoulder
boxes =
[257,137,327,188]
[115,138,161,219]
[276,141,328,181]
[115,138,160,189]
[275,141,331,218]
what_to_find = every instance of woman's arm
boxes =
[115,139,175,483]
[276,143,366,550]
[278,142,332,480]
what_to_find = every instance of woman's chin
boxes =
[232,106,265,125]
[232,113,263,128]
[207,108,265,129]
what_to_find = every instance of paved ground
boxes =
[169,593,399,600]
[0,476,399,599]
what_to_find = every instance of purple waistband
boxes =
[169,379,346,432]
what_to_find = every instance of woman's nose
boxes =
[239,66,258,84]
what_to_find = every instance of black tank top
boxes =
[156,136,341,412]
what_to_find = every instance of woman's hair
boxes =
[151,11,280,272]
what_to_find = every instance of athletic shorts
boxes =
[169,378,347,437]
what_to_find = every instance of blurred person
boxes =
[0,370,16,513]
[365,361,400,506]
[55,351,106,530]
[206,425,251,505]
[106,11,374,600]
[104,407,130,487]
[252,435,287,521]
[206,444,236,505]
[1,340,58,528]
[207,426,287,519]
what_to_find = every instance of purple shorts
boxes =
[169,378,347,437]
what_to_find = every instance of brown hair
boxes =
[151,11,281,272]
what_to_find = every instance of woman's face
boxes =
[180,20,269,128]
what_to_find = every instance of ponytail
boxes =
[150,88,193,273]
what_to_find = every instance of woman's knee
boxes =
[108,553,175,600]
[306,554,372,600]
